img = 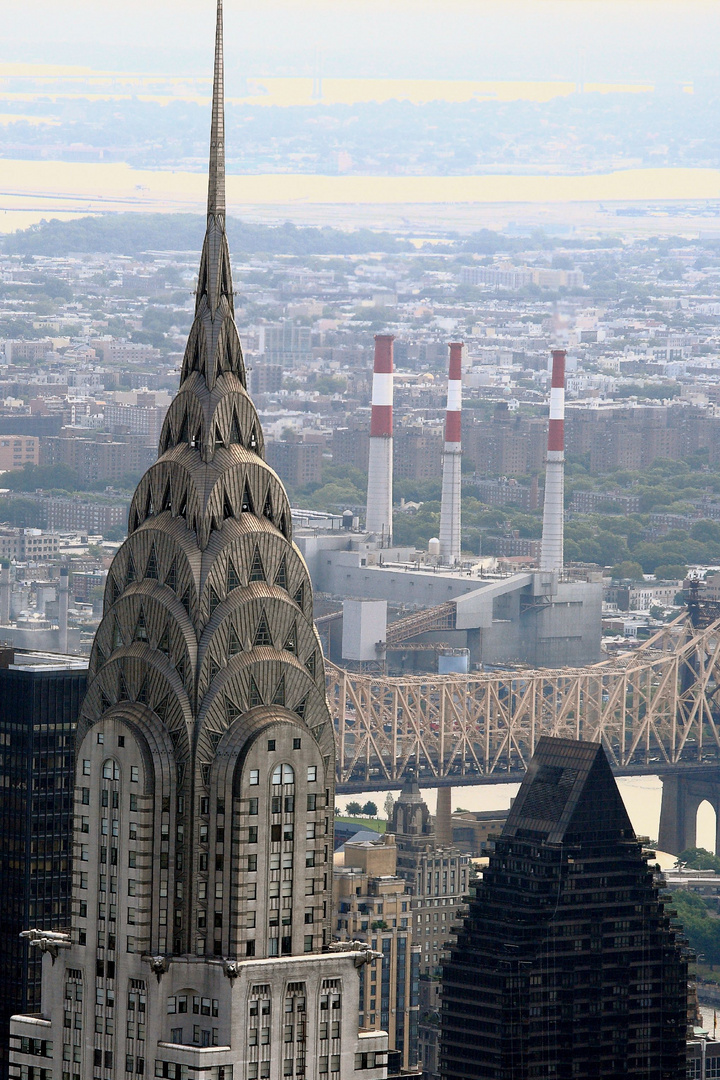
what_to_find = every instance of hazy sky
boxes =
[2,1,719,85]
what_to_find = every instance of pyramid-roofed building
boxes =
[441,737,688,1079]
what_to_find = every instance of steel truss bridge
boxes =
[327,614,720,793]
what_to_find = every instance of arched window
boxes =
[102,759,120,781]
[271,763,294,786]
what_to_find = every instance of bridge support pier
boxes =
[658,772,720,856]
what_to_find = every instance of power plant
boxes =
[540,348,566,572]
[438,342,463,566]
[365,333,394,546]
[295,343,602,672]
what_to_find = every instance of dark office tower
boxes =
[440,737,688,1080]
[10,4,387,1080]
[0,651,87,1080]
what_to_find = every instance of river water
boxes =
[340,774,718,865]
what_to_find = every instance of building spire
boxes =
[207,0,226,219]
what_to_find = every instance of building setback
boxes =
[441,736,688,1080]
[9,6,388,1080]
[0,651,87,1080]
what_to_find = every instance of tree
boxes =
[384,793,395,821]
[653,564,687,581]
[362,801,378,817]
[345,801,362,817]
[677,847,720,872]
[610,561,645,581]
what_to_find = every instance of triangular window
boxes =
[130,508,140,533]
[177,412,189,444]
[177,488,188,519]
[253,612,273,648]
[227,559,240,592]
[145,489,154,518]
[109,575,120,604]
[145,544,159,580]
[194,336,202,371]
[160,478,171,513]
[136,675,149,704]
[133,607,149,643]
[118,668,130,702]
[294,583,305,610]
[229,410,242,446]
[263,489,273,522]
[180,588,191,617]
[225,696,242,723]
[165,558,177,593]
[249,425,259,452]
[100,689,112,713]
[112,617,123,650]
[305,651,316,679]
[241,481,254,515]
[154,696,169,722]
[176,654,187,684]
[208,586,221,617]
[249,547,265,583]
[228,625,242,656]
[279,512,288,538]
[208,730,222,752]
[214,423,224,450]
[271,676,285,707]
[223,489,234,521]
[208,656,221,681]
[157,625,170,655]
[283,623,297,656]
[274,558,288,591]
[226,335,234,370]
[191,424,201,449]
[295,695,308,721]
[126,551,136,586]
[248,676,263,709]
[95,642,106,668]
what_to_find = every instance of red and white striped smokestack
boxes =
[439,342,463,564]
[540,349,566,572]
[365,334,394,545]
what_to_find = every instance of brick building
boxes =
[0,436,39,472]
[40,432,156,485]
[265,439,323,487]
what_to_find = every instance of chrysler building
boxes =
[9,4,388,1079]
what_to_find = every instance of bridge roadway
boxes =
[327,615,720,824]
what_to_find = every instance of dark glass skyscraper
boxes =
[441,737,688,1079]
[0,652,87,1080]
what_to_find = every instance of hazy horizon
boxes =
[2,1,719,85]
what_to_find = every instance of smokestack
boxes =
[365,334,394,546]
[0,565,10,626]
[58,566,69,654]
[439,342,463,565]
[540,349,566,572]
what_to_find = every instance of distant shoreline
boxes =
[3,159,720,235]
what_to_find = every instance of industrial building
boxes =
[296,347,602,671]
